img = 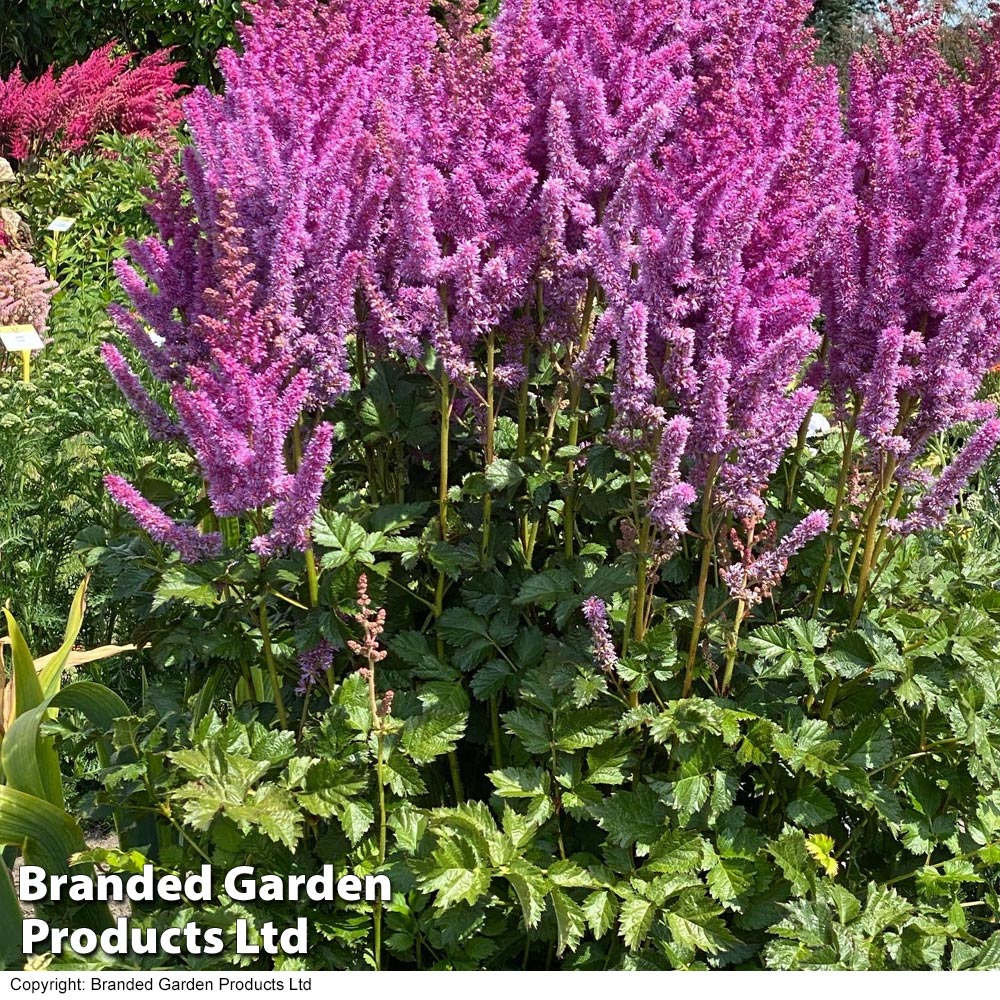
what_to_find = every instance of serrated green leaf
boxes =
[582,889,617,938]
[619,896,657,950]
[505,859,546,929]
[550,887,586,956]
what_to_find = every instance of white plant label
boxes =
[47,215,76,232]
[0,324,44,351]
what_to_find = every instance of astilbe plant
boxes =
[104,0,424,560]
[103,0,438,725]
[815,1,1000,623]
[527,0,848,695]
[0,248,56,333]
[90,0,1000,972]
[364,0,540,593]
[0,45,184,162]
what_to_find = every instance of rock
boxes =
[0,158,13,184]
[0,207,31,248]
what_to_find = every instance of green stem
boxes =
[482,331,496,561]
[438,369,452,547]
[517,345,531,559]
[490,695,503,769]
[630,515,652,708]
[447,751,465,805]
[292,421,321,608]
[304,550,320,608]
[563,279,597,561]
[683,461,719,698]
[258,599,288,729]
[842,531,865,592]
[785,403,814,511]
[364,664,387,972]
[812,420,856,616]
[849,457,897,629]
[524,378,564,566]
[870,483,904,571]
[721,599,747,696]
[432,367,464,806]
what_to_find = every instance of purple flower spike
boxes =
[252,422,335,556]
[104,475,222,564]
[581,596,619,675]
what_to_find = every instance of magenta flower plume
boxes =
[365,0,539,380]
[648,415,695,538]
[0,46,183,161]
[348,574,388,666]
[578,0,847,527]
[609,302,664,452]
[252,422,335,556]
[104,475,221,564]
[495,0,693,349]
[776,510,830,560]
[722,510,828,607]
[581,596,618,675]
[893,419,1000,536]
[100,343,180,442]
[817,3,1000,516]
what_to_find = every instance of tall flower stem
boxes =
[364,666,387,972]
[517,383,532,560]
[563,279,597,561]
[812,418,857,616]
[481,332,504,767]
[524,379,565,566]
[433,367,454,623]
[437,369,453,551]
[870,483,905,571]
[519,293,540,561]
[482,331,496,561]
[785,333,827,511]
[785,403,815,511]
[683,461,720,698]
[850,456,898,628]
[292,420,321,608]
[721,598,747,696]
[630,514,652,708]
[258,599,289,729]
[432,364,464,804]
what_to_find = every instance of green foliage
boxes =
[0,1,244,87]
[0,134,180,654]
[66,351,1000,970]
[0,586,135,967]
[9,133,159,296]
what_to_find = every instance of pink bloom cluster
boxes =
[362,1,538,382]
[581,596,619,675]
[0,45,184,161]
[0,249,56,332]
[569,0,847,526]
[818,2,1000,521]
[107,191,336,557]
[106,0,1000,566]
[721,510,829,606]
